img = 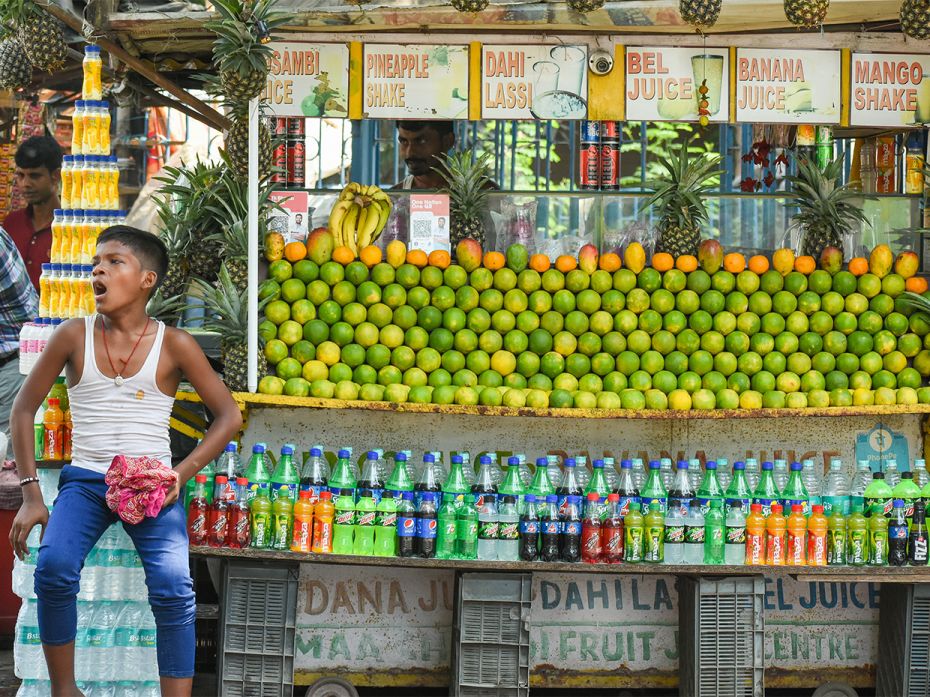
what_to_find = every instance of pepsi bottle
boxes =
[396,491,417,558]
[560,494,582,562]
[520,494,539,561]
[416,492,438,558]
[540,494,561,562]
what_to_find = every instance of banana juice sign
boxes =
[363,44,469,119]
[735,48,841,124]
[850,52,930,126]
[264,42,349,117]
[625,47,730,122]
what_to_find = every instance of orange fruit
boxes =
[652,252,674,272]
[284,241,307,263]
[675,254,698,273]
[906,276,929,293]
[599,252,621,272]
[406,249,428,268]
[332,246,355,265]
[359,245,382,268]
[530,253,551,273]
[483,251,506,270]
[555,255,577,273]
[772,248,795,275]
[748,255,769,274]
[794,255,816,275]
[724,253,746,273]
[428,249,451,269]
[848,257,869,276]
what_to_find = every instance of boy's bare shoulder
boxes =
[163,326,204,354]
[57,318,87,340]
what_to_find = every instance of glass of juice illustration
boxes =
[691,54,725,115]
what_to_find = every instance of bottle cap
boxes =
[649,460,660,469]
[621,459,632,469]
[366,451,378,460]
[48,398,59,406]
[593,459,604,469]
[587,492,600,501]
[402,491,414,500]
[281,445,294,456]
[340,488,353,496]
[507,456,519,466]
[395,452,407,461]
[310,447,322,457]
[320,491,332,500]
[536,457,547,467]
[750,503,762,512]
[608,493,619,502]
[762,461,773,470]
[215,475,228,483]
[195,474,207,483]
[903,472,914,480]
[225,442,237,452]
[337,449,350,458]
[771,504,783,514]
[565,458,576,468]
[790,462,802,471]
[873,472,884,479]
[791,504,803,513]
[706,461,717,470]
[252,444,265,453]
[894,498,905,508]
[502,495,516,504]
[451,455,463,465]
[525,494,536,504]
[423,453,435,463]
[812,504,823,514]
[479,455,491,465]
[299,490,311,499]
[677,460,689,470]
[236,477,248,486]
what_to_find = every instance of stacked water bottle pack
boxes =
[13,469,159,696]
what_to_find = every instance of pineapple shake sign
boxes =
[735,49,841,124]
[265,43,349,118]
[625,47,730,123]
[481,45,588,119]
[850,53,930,126]
[363,44,469,119]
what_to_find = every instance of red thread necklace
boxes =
[101,316,151,387]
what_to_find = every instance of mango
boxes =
[772,247,795,276]
[895,250,919,279]
[623,242,646,274]
[506,243,528,273]
[306,227,334,266]
[264,232,285,262]
[697,239,723,274]
[870,244,894,278]
[820,246,843,275]
[455,238,483,272]
[578,243,599,274]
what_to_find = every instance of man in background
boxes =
[393,121,456,190]
[4,135,63,290]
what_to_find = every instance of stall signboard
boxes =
[481,45,588,120]
[850,52,930,127]
[735,48,841,124]
[363,44,469,119]
[625,47,730,123]
[265,42,349,118]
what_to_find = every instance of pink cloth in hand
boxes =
[105,455,178,525]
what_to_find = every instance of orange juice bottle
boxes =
[107,156,120,209]
[47,264,62,319]
[745,502,766,565]
[82,46,102,100]
[99,103,111,155]
[766,503,787,565]
[71,102,85,155]
[786,504,807,566]
[50,209,63,263]
[807,504,828,566]
[71,156,84,207]
[81,157,99,210]
[43,398,64,461]
[60,156,73,209]
[58,265,73,319]
[311,491,335,554]
[81,266,96,315]
[83,212,100,264]
[83,101,100,155]
[38,263,52,318]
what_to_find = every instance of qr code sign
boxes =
[412,220,432,237]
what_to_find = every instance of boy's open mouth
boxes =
[93,280,107,299]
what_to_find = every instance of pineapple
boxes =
[567,0,605,12]
[223,112,273,179]
[0,0,66,72]
[644,141,722,258]
[154,181,193,299]
[0,38,32,91]
[679,0,722,29]
[451,0,489,12]
[790,156,869,261]
[146,289,186,326]
[784,0,830,28]
[432,150,493,248]
[901,0,930,39]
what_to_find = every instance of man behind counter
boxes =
[393,120,456,190]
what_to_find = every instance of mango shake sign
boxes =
[851,52,930,127]
[264,42,349,117]
[363,44,469,119]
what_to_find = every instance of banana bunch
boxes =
[327,183,393,254]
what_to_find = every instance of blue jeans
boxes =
[34,465,195,678]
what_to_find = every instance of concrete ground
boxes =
[0,648,18,697]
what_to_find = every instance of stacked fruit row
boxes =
[257,233,930,411]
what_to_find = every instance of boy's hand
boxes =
[162,478,181,510]
[9,500,48,561]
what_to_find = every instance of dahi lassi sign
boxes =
[850,53,930,126]
[362,44,469,119]
[265,43,349,118]
[625,47,730,123]
[735,49,840,124]
[481,45,588,120]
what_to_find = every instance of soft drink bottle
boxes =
[847,503,868,565]
[43,398,63,460]
[245,444,270,502]
[332,489,356,555]
[782,463,810,515]
[416,492,438,558]
[603,457,618,491]
[540,494,561,562]
[889,499,908,566]
[560,495,582,562]
[456,494,478,560]
[581,492,602,563]
[786,504,807,566]
[329,450,357,506]
[807,505,828,566]
[291,490,313,553]
[725,502,747,565]
[584,459,611,513]
[864,472,893,519]
[478,495,499,561]
[643,502,664,563]
[271,486,293,550]
[641,460,668,513]
[500,458,527,515]
[753,462,779,516]
[614,459,640,517]
[311,491,334,554]
[773,459,789,493]
[528,457,555,508]
[849,460,874,510]
[745,503,766,565]
[909,500,929,565]
[358,452,384,505]
[696,461,724,516]
[884,459,901,488]
[725,461,752,511]
[354,491,377,556]
[802,459,821,509]
[822,458,850,518]
[472,455,498,509]
[443,455,471,497]
[557,459,583,516]
[373,493,397,557]
[663,503,685,564]
[684,504,705,565]
[271,445,300,504]
[602,493,623,564]
[497,495,520,561]
[250,483,272,549]
[415,454,441,507]
[765,504,786,565]
[547,455,564,490]
[828,507,847,565]
[668,460,694,517]
[624,502,644,563]
[869,504,889,565]
[436,494,457,559]
[396,491,417,557]
[187,474,208,546]
[704,499,725,565]
[216,443,240,500]
[227,477,251,549]
[208,476,229,548]
[299,447,328,503]
[386,452,414,503]
[892,472,921,525]
[519,494,539,561]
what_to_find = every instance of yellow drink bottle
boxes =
[82,266,96,316]
[99,103,111,156]
[58,264,73,319]
[71,102,85,155]
[83,102,100,155]
[38,263,52,318]
[50,209,63,263]
[48,264,61,319]
[60,156,72,210]
[81,157,98,210]
[70,157,84,209]
[108,156,120,209]
[69,210,84,264]
[82,46,102,100]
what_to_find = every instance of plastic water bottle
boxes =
[603,457,618,490]
[773,459,789,492]
[517,454,533,488]
[478,496,499,560]
[688,459,703,491]
[631,458,646,490]
[546,455,563,490]
[725,502,747,565]
[574,455,590,489]
[885,459,902,488]
[802,459,822,508]
[850,459,874,510]
[716,458,732,490]
[14,601,42,679]
[684,506,705,564]
[88,601,117,680]
[744,458,761,490]
[664,505,685,564]
[822,458,850,518]
[660,458,674,489]
[915,459,929,488]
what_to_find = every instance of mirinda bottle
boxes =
[311,490,335,554]
[766,503,787,565]
[807,504,828,566]
[786,504,807,566]
[43,398,64,461]
[745,503,766,565]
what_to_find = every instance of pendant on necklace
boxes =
[114,375,125,387]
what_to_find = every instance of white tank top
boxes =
[68,315,174,474]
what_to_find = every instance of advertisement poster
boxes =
[269,191,311,244]
[265,42,349,118]
[625,47,730,122]
[735,48,841,123]
[850,52,930,127]
[408,194,451,253]
[855,423,911,473]
[481,45,588,120]
[363,44,469,119]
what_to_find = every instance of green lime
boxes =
[429,328,454,353]
[676,290,701,315]
[367,303,393,328]
[491,310,516,333]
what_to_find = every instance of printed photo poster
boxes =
[408,194,451,254]
[626,47,730,122]
[735,49,841,124]
[363,44,469,119]
[481,45,588,120]
[265,42,349,118]
[850,53,930,127]
[269,191,311,244]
